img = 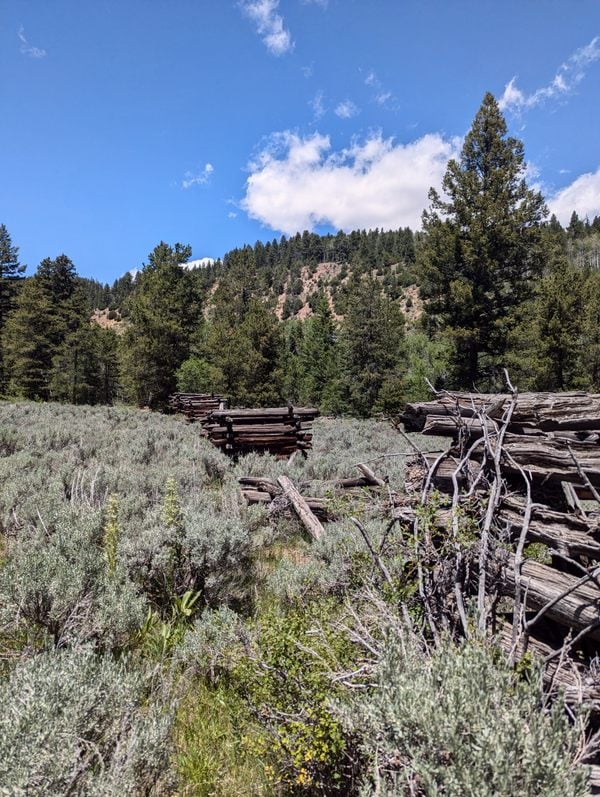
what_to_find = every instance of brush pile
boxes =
[168,393,227,422]
[201,406,319,458]
[399,384,600,787]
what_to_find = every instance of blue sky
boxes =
[2,0,600,282]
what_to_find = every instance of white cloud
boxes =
[239,0,293,56]
[301,0,328,7]
[309,90,326,119]
[499,36,600,112]
[182,162,214,189]
[181,258,215,270]
[334,99,359,119]
[375,91,392,106]
[228,211,238,219]
[242,130,459,234]
[301,64,314,78]
[363,68,396,108]
[18,26,46,58]
[549,167,600,224]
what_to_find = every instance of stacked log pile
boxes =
[168,393,227,422]
[202,407,319,458]
[400,389,600,785]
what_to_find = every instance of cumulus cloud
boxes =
[499,36,600,112]
[239,0,293,56]
[182,162,214,189]
[549,167,600,224]
[18,26,46,58]
[334,99,359,119]
[242,130,459,234]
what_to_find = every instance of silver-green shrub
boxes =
[0,402,263,640]
[339,633,590,797]
[0,648,174,795]
[0,506,144,648]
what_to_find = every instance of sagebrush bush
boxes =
[0,647,175,795]
[0,402,267,646]
[339,633,590,797]
[0,505,145,648]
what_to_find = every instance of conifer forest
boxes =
[2,94,600,795]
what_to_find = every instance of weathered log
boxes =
[499,557,600,641]
[499,496,600,560]
[277,476,325,541]
[422,452,478,493]
[241,488,331,519]
[355,463,386,487]
[496,622,600,716]
[590,766,600,795]
[241,489,272,503]
[209,407,319,421]
[500,435,600,487]
[332,476,373,489]
[423,435,600,490]
[403,391,600,433]
[238,477,281,495]
[421,414,500,438]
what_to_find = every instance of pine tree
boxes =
[420,92,547,388]
[579,271,600,389]
[49,325,119,405]
[3,278,55,398]
[3,254,85,399]
[298,293,338,407]
[0,224,26,391]
[120,242,201,408]
[338,276,405,417]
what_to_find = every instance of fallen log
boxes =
[356,462,386,487]
[500,557,600,641]
[241,489,272,504]
[403,391,600,433]
[499,496,600,560]
[238,477,281,495]
[591,766,600,795]
[496,622,600,716]
[277,476,325,541]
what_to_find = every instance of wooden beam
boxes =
[277,475,325,541]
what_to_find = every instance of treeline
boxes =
[0,229,412,415]
[2,93,600,413]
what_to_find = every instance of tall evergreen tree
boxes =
[3,254,84,399]
[579,271,600,389]
[338,276,405,417]
[0,224,26,391]
[50,325,120,405]
[420,92,547,387]
[298,294,338,407]
[120,242,201,408]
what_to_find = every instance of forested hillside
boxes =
[1,93,600,417]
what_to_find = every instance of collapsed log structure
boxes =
[202,406,318,458]
[399,388,600,785]
[239,465,388,525]
[168,393,227,422]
